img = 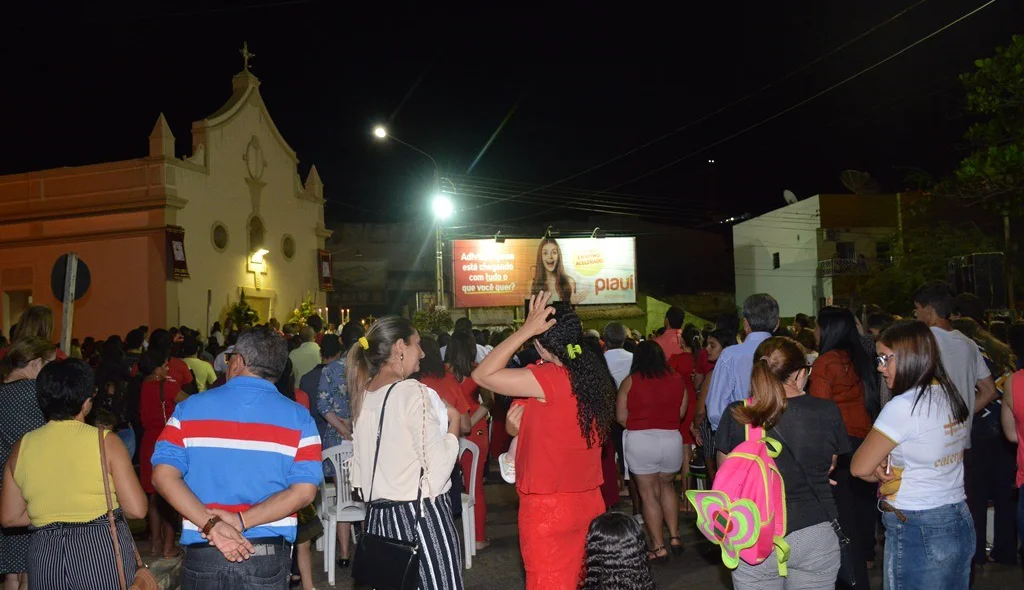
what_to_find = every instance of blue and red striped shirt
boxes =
[151,376,322,545]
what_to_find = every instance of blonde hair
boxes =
[1,336,57,380]
[12,306,54,341]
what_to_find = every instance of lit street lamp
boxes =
[372,126,452,307]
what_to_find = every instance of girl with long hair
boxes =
[530,238,585,305]
[617,341,687,560]
[347,317,464,590]
[445,330,492,550]
[852,320,973,589]
[809,306,881,583]
[579,512,655,590]
[716,337,848,589]
[473,292,615,589]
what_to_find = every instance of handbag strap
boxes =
[365,381,426,536]
[98,428,146,590]
[771,426,839,525]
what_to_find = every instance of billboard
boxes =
[452,237,636,308]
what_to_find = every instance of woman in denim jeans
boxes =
[852,320,974,590]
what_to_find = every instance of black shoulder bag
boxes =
[352,381,423,590]
[773,428,856,587]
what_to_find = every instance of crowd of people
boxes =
[1,278,1023,590]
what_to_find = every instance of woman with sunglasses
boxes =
[852,320,973,590]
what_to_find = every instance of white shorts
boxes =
[624,429,683,475]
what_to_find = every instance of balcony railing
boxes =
[818,257,891,277]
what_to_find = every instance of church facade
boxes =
[0,60,331,339]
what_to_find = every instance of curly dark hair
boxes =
[536,303,615,447]
[579,512,655,590]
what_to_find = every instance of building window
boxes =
[282,234,296,261]
[772,252,780,269]
[211,222,229,252]
[836,241,855,259]
[248,215,266,253]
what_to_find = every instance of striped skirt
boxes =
[27,510,137,590]
[365,494,463,590]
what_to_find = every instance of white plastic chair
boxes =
[321,442,365,586]
[458,438,480,569]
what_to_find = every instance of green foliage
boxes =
[288,293,319,328]
[228,291,260,329]
[858,223,996,315]
[943,34,1024,212]
[412,307,453,336]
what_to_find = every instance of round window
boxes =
[211,223,229,251]
[282,235,296,260]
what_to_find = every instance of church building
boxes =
[0,47,332,339]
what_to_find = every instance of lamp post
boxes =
[373,126,452,307]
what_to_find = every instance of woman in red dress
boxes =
[446,330,492,551]
[473,293,616,590]
[136,349,186,558]
[417,337,471,434]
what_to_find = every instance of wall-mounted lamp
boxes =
[545,226,559,238]
[494,231,505,243]
[250,248,270,263]
[590,227,606,239]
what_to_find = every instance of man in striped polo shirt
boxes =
[152,326,322,589]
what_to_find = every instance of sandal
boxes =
[648,546,669,562]
[669,536,685,556]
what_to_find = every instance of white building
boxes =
[732,194,899,317]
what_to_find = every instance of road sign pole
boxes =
[60,252,78,352]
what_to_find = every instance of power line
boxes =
[456,0,933,213]
[601,0,999,192]
[453,181,723,216]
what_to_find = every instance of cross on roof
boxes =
[239,42,255,72]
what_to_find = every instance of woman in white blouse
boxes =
[347,316,463,590]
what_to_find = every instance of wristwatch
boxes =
[202,516,222,536]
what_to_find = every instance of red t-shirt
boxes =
[132,357,194,388]
[517,362,602,495]
[695,348,714,375]
[667,354,699,441]
[419,373,471,414]
[294,389,311,411]
[625,372,685,431]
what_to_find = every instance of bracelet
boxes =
[201,516,222,536]
[238,512,247,532]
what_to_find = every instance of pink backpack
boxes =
[686,401,790,576]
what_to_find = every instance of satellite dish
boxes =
[840,170,881,194]
[783,189,798,205]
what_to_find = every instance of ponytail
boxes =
[731,337,806,430]
[344,316,415,421]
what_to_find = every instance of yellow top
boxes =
[13,420,118,526]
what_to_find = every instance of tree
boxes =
[935,34,1024,305]
[412,307,454,336]
[858,222,996,315]
[227,291,260,329]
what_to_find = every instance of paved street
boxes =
[306,477,1024,590]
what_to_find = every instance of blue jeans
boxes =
[881,501,974,590]
[182,540,291,590]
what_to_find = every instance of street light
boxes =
[370,126,450,307]
[432,194,454,220]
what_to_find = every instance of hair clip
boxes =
[359,336,369,350]
[566,344,582,359]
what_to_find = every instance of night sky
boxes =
[2,0,1021,236]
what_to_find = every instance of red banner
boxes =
[318,249,334,292]
[166,225,189,280]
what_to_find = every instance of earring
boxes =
[400,353,405,362]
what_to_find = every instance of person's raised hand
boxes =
[521,292,557,338]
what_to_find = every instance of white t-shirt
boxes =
[873,384,968,510]
[604,348,634,389]
[930,327,989,418]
